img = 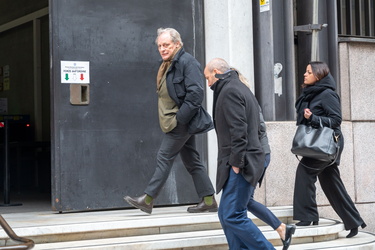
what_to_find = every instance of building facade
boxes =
[0,0,374,232]
[204,0,375,233]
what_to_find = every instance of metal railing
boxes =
[0,215,34,249]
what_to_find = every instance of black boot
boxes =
[346,223,367,238]
[346,228,358,238]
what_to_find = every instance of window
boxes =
[337,0,375,37]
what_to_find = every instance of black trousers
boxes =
[293,159,365,230]
[144,123,215,199]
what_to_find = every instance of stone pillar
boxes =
[204,0,254,198]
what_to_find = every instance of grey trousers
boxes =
[144,123,215,199]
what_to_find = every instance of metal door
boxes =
[50,0,206,212]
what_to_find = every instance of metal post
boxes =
[3,119,10,204]
[1,119,22,207]
[284,0,297,120]
[33,18,43,142]
[252,0,275,121]
[311,0,319,61]
[327,0,340,91]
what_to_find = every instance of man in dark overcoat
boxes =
[204,58,295,249]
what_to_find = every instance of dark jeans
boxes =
[218,169,275,250]
[248,153,281,230]
[144,123,215,199]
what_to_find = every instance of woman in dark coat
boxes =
[293,61,366,238]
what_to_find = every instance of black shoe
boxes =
[282,224,296,250]
[124,194,153,214]
[187,196,218,213]
[295,221,319,226]
[346,223,367,238]
[346,228,358,238]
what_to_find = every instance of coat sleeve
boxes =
[175,58,204,125]
[221,88,248,169]
[310,90,342,129]
[259,108,271,154]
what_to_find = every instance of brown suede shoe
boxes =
[124,194,153,214]
[187,196,218,213]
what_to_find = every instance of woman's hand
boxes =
[304,108,312,120]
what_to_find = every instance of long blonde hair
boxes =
[230,67,251,89]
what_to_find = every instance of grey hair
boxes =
[206,58,231,73]
[155,28,184,46]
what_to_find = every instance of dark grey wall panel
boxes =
[50,0,206,212]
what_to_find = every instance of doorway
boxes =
[0,6,51,211]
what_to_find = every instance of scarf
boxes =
[156,47,181,90]
[295,84,328,124]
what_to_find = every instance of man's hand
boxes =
[232,166,240,174]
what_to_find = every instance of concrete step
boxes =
[285,232,375,250]
[31,233,375,250]
[31,220,375,249]
[1,205,374,249]
[0,206,291,244]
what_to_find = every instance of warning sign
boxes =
[260,0,270,12]
[61,61,90,84]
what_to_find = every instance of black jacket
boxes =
[212,71,265,193]
[259,109,270,154]
[295,73,344,164]
[165,48,204,123]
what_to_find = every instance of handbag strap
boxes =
[318,117,340,143]
[318,117,331,128]
[295,144,340,171]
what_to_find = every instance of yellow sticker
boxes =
[260,0,270,12]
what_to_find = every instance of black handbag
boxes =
[188,106,214,135]
[291,118,340,168]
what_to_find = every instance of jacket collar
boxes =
[172,47,185,62]
[211,70,237,91]
[215,70,234,80]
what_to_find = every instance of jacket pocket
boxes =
[172,76,186,98]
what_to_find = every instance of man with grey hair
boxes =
[204,58,295,249]
[124,28,217,214]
